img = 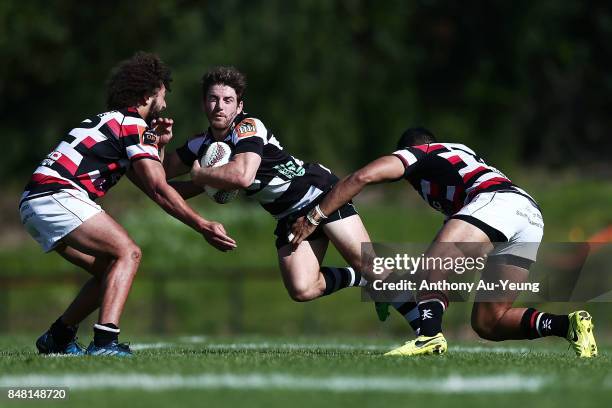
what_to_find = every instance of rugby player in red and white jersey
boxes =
[19,53,236,357]
[291,127,598,358]
[161,67,421,333]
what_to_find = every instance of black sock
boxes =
[321,266,365,296]
[520,308,569,339]
[49,317,77,346]
[93,323,120,346]
[392,301,420,335]
[418,300,445,336]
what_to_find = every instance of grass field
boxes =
[1,176,611,407]
[1,335,610,408]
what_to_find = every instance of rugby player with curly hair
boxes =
[19,53,235,357]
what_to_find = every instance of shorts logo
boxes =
[236,119,257,138]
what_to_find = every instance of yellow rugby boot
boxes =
[384,333,447,356]
[567,310,597,358]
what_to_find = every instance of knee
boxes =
[471,313,502,341]
[118,242,142,266]
[289,292,312,302]
[128,244,142,265]
[286,281,319,302]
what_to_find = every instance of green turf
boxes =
[4,174,612,276]
[0,336,610,408]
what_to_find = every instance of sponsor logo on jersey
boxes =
[41,151,62,167]
[236,119,258,138]
[274,160,305,179]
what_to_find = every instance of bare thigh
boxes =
[55,243,113,279]
[277,237,329,300]
[59,211,139,260]
[416,218,494,299]
[430,218,493,257]
[322,214,372,277]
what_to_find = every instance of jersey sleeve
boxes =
[121,118,161,162]
[392,147,424,178]
[231,118,267,156]
[176,135,206,166]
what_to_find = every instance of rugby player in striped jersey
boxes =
[291,127,597,357]
[19,53,236,357]
[162,67,420,333]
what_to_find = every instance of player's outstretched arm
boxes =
[168,180,204,200]
[290,155,405,246]
[191,152,261,190]
[129,159,237,251]
[150,118,207,201]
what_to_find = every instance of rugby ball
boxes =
[200,142,239,204]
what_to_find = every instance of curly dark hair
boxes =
[106,52,172,110]
[201,66,247,101]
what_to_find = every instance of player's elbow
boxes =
[235,172,255,189]
[350,169,374,186]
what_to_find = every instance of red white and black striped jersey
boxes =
[21,108,160,203]
[392,143,536,216]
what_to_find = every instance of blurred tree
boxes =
[1,0,611,183]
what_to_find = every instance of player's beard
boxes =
[145,99,163,125]
[210,111,237,134]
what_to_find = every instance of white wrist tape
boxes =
[314,205,328,219]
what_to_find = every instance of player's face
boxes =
[204,84,243,131]
[146,84,167,123]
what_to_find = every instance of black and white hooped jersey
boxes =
[176,112,337,219]
[392,142,537,217]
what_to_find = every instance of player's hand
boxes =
[201,221,237,252]
[151,118,174,147]
[290,216,317,247]
[190,160,205,186]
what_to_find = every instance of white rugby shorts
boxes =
[452,191,544,263]
[19,189,103,252]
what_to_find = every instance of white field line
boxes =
[132,341,534,354]
[141,342,388,351]
[0,373,547,393]
[177,335,208,343]
[131,343,175,350]
[452,346,532,354]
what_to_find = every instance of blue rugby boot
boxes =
[36,331,86,356]
[86,340,133,357]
